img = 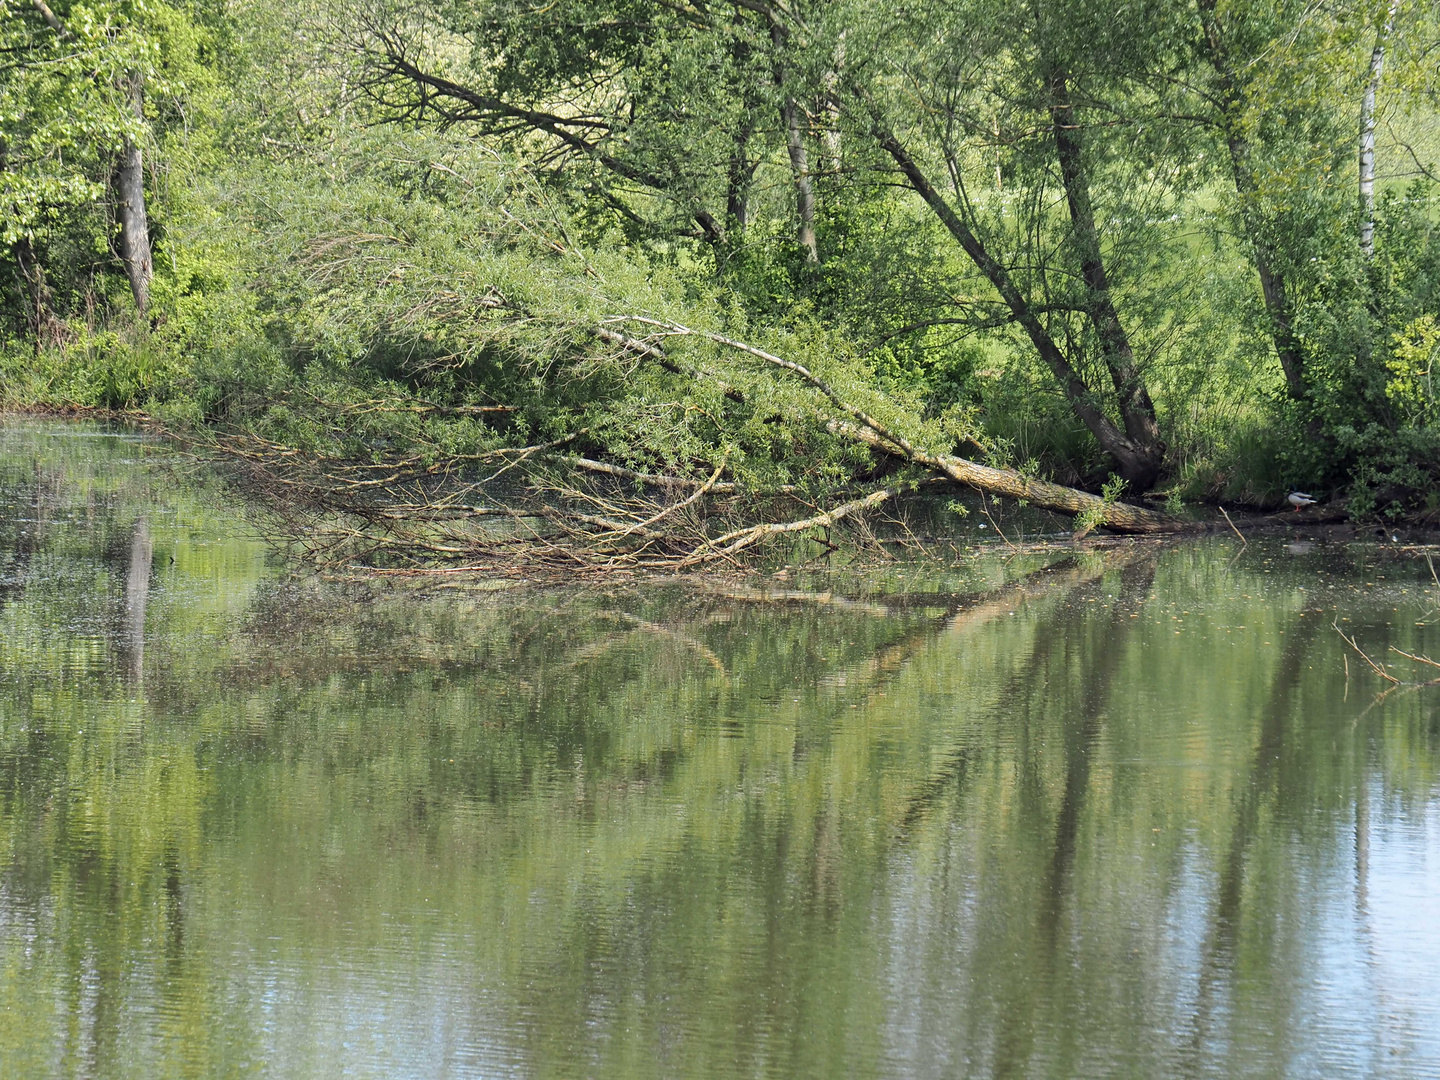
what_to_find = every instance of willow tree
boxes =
[351,0,1206,489]
[839,0,1197,490]
[1184,0,1374,402]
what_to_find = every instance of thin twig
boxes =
[979,491,1018,551]
[1389,646,1440,669]
[1218,505,1247,546]
[1333,618,1400,683]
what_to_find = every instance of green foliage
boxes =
[5,0,1440,518]
[1386,314,1439,423]
[1,0,229,346]
[1072,473,1127,534]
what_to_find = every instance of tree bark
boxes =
[772,25,819,263]
[30,0,66,35]
[819,34,845,176]
[1360,0,1400,259]
[1196,0,1307,401]
[867,119,1163,489]
[1047,68,1164,481]
[115,70,152,315]
[727,114,756,229]
[833,422,1178,533]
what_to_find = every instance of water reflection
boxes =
[1,421,1439,1079]
[120,516,152,682]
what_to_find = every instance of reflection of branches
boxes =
[1333,618,1399,683]
[895,548,1152,833]
[598,611,728,674]
[1352,673,1440,718]
[695,585,891,617]
[1416,555,1440,626]
[986,557,1159,1078]
[1332,617,1440,688]
[1183,618,1317,1066]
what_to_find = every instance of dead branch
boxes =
[569,456,741,493]
[1389,646,1440,669]
[1333,619,1400,683]
[1219,506,1247,545]
[682,488,895,564]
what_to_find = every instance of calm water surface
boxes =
[2,420,1439,1079]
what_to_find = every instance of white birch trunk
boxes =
[1360,0,1400,259]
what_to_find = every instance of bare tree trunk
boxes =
[835,422,1177,532]
[772,26,819,264]
[780,97,819,262]
[30,0,66,34]
[1196,0,1307,401]
[115,70,152,315]
[1047,69,1164,483]
[868,119,1163,490]
[1360,0,1400,259]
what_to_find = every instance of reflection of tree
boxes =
[120,516,152,682]
[989,556,1159,1079]
[1181,616,1317,1071]
[2,521,1152,1072]
[896,550,1149,833]
[7,425,1440,1076]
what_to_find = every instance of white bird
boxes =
[1286,491,1318,512]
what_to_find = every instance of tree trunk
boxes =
[727,114,756,230]
[1047,69,1164,478]
[868,119,1163,490]
[781,97,819,262]
[772,26,819,264]
[834,422,1179,533]
[624,315,1183,529]
[1360,0,1400,259]
[30,0,66,34]
[115,70,152,315]
[1196,0,1307,401]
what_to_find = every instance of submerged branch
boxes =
[1333,619,1399,683]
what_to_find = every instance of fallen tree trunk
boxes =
[832,422,1180,534]
[604,316,1185,535]
[155,309,1186,577]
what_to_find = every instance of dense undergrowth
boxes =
[5,0,1440,565]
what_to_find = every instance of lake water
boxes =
[2,420,1439,1079]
